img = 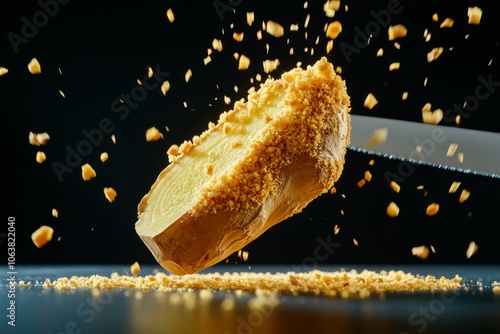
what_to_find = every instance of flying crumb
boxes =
[130,261,141,276]
[440,18,454,28]
[466,241,478,259]
[111,134,116,144]
[363,93,378,109]
[426,203,439,216]
[212,38,223,52]
[52,208,59,218]
[389,62,400,71]
[81,163,97,181]
[0,67,9,76]
[36,151,46,164]
[103,187,117,203]
[246,12,254,26]
[353,238,358,246]
[166,8,175,22]
[432,13,439,22]
[422,109,443,124]
[448,181,461,194]
[28,58,42,74]
[326,21,342,39]
[386,202,400,217]
[412,245,430,259]
[185,69,192,83]
[238,55,250,70]
[459,189,470,203]
[364,170,372,182]
[390,181,401,193]
[29,132,50,146]
[263,59,280,73]
[323,0,340,17]
[233,32,244,42]
[402,91,408,100]
[467,7,482,25]
[100,152,109,163]
[457,152,464,163]
[365,128,388,148]
[356,179,366,188]
[388,24,407,40]
[446,143,458,157]
[161,81,170,95]
[59,90,65,98]
[326,40,334,53]
[427,47,444,62]
[145,127,163,142]
[266,20,284,37]
[31,225,54,248]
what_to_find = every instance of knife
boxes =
[349,115,500,178]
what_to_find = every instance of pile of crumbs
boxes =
[20,269,465,300]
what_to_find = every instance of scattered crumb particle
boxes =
[130,261,141,276]
[363,93,378,109]
[262,59,280,73]
[432,13,439,22]
[146,127,163,142]
[29,132,50,146]
[166,8,175,23]
[467,7,482,25]
[185,69,192,83]
[52,208,58,218]
[238,55,250,70]
[356,179,366,188]
[376,48,383,57]
[426,203,439,216]
[412,245,430,259]
[364,170,372,182]
[326,21,342,39]
[212,38,223,52]
[28,58,42,74]
[365,128,388,148]
[266,20,284,37]
[353,238,358,246]
[233,32,244,42]
[103,187,117,203]
[323,0,340,17]
[466,241,478,259]
[430,245,436,253]
[147,67,153,78]
[402,91,408,100]
[246,12,254,26]
[457,152,464,163]
[422,109,443,124]
[368,159,375,166]
[0,67,8,76]
[440,18,454,28]
[389,62,400,71]
[326,40,334,53]
[31,225,54,248]
[459,189,470,203]
[387,202,400,217]
[111,134,117,144]
[446,143,458,157]
[388,24,407,41]
[59,90,65,98]
[390,181,401,193]
[81,163,97,181]
[449,181,461,194]
[427,47,444,62]
[36,151,46,164]
[100,152,109,163]
[330,186,337,194]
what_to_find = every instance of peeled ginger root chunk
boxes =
[135,57,351,275]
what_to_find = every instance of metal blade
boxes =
[349,115,500,178]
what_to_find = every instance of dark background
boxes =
[2,0,499,268]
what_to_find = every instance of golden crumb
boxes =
[262,59,280,73]
[36,151,46,164]
[0,67,8,76]
[29,132,50,146]
[363,93,378,109]
[323,0,340,17]
[466,241,478,259]
[432,13,439,22]
[166,8,175,22]
[459,189,470,203]
[28,58,41,74]
[104,187,117,203]
[440,18,454,28]
[185,69,192,83]
[356,179,366,188]
[266,20,284,37]
[326,40,334,54]
[388,24,407,41]
[446,143,458,157]
[426,203,439,216]
[457,152,464,164]
[31,225,54,248]
[111,134,116,144]
[59,90,65,98]
[100,152,109,163]
[246,12,254,26]
[204,56,211,65]
[212,38,223,52]
[376,48,383,57]
[326,21,342,39]
[238,55,250,70]
[233,32,244,42]
[161,81,170,95]
[390,181,401,193]
[427,47,444,62]
[449,181,461,194]
[130,261,141,276]
[353,238,359,246]
[368,159,375,166]
[467,7,482,25]
[52,208,59,218]
[412,245,430,259]
[422,109,443,124]
[402,91,408,100]
[146,127,163,142]
[330,186,337,194]
[364,170,372,182]
[365,128,388,148]
[81,163,97,181]
[389,62,400,71]
[386,202,400,217]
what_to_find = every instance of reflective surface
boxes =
[1,264,499,334]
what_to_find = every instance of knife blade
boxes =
[349,115,500,178]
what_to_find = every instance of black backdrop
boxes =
[2,0,499,267]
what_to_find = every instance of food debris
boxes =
[233,32,244,42]
[446,143,458,157]
[364,170,372,182]
[36,151,46,164]
[323,0,340,17]
[457,152,464,163]
[185,69,192,83]
[146,127,163,142]
[238,55,250,70]
[353,238,359,246]
[376,48,383,57]
[81,163,97,181]
[130,261,141,276]
[365,128,388,148]
[388,24,407,41]
[356,179,366,188]
[459,189,470,203]
[466,241,478,259]
[161,80,170,95]
[166,8,175,23]
[432,13,439,22]
[326,21,342,39]
[111,134,116,144]
[363,93,378,109]
[390,181,401,193]
[427,47,444,62]
[402,91,408,100]
[29,132,50,146]
[449,181,461,194]
[28,58,42,74]
[0,67,8,76]
[439,18,454,28]
[389,62,400,71]
[262,59,280,73]
[422,108,443,124]
[326,40,334,53]
[52,208,59,218]
[412,245,430,259]
[426,203,439,216]
[467,7,482,25]
[266,20,284,37]
[386,202,400,218]
[103,187,117,203]
[100,152,109,163]
[246,12,254,26]
[31,225,54,248]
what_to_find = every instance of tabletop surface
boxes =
[1,264,499,334]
